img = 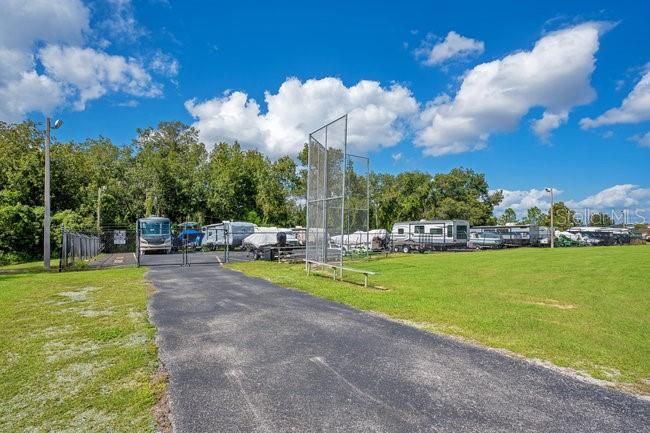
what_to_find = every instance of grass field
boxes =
[231,245,650,394]
[0,265,162,432]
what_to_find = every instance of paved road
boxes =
[89,252,137,268]
[147,264,649,433]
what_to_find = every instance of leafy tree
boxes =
[429,168,502,225]
[589,212,613,227]
[548,202,578,231]
[521,206,546,225]
[134,122,207,222]
[498,208,517,225]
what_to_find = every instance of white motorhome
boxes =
[390,220,469,252]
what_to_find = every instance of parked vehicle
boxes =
[469,231,504,249]
[242,228,301,260]
[174,222,203,251]
[330,229,389,253]
[390,220,469,252]
[137,216,172,254]
[201,221,256,249]
[566,227,632,246]
[470,224,541,246]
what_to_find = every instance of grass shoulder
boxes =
[0,266,163,432]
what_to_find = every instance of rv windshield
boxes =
[140,221,170,237]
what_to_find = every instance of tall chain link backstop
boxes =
[306,114,370,267]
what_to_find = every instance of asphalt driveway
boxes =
[147,264,649,433]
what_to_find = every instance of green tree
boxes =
[134,122,207,222]
[589,212,613,227]
[549,202,577,231]
[498,208,517,225]
[429,168,502,225]
[521,206,546,225]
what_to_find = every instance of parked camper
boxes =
[137,216,172,254]
[201,221,256,249]
[566,227,631,245]
[470,224,540,246]
[390,220,469,252]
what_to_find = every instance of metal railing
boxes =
[59,225,102,271]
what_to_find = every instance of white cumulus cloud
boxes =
[185,77,419,156]
[415,31,484,66]
[0,0,168,121]
[415,22,609,156]
[494,188,560,216]
[40,45,161,110]
[0,71,64,121]
[573,184,650,208]
[495,185,650,221]
[580,70,650,128]
[0,0,89,50]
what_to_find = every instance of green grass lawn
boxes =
[231,245,650,394]
[0,258,60,273]
[0,266,162,432]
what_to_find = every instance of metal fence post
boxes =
[59,224,65,272]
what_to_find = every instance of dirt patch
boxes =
[525,299,576,310]
[152,364,172,433]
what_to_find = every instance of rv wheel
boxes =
[402,245,411,254]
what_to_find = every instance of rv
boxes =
[390,220,469,252]
[137,216,172,254]
[470,224,541,246]
[566,227,631,245]
[201,221,256,249]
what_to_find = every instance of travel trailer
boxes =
[201,221,256,249]
[390,220,469,252]
[470,224,541,246]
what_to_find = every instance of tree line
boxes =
[1,120,509,264]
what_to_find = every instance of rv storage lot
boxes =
[231,245,650,394]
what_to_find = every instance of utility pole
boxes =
[43,117,62,270]
[44,118,51,270]
[97,186,106,235]
[545,187,554,249]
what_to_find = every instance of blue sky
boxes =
[2,0,649,222]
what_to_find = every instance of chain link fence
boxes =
[58,225,101,271]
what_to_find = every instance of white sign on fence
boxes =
[114,230,126,245]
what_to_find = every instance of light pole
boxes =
[97,185,107,235]
[545,187,554,249]
[620,210,626,228]
[44,117,63,270]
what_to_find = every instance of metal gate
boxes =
[133,219,302,267]
[100,228,136,254]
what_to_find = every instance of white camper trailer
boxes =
[390,220,469,252]
[470,224,541,246]
[201,221,256,249]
